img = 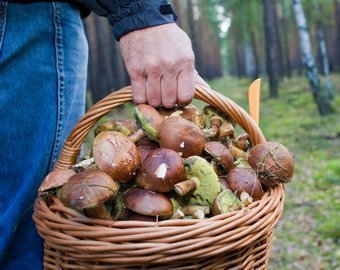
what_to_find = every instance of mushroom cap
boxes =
[38,169,76,193]
[248,141,294,186]
[184,156,221,206]
[158,104,204,128]
[226,167,264,201]
[58,169,119,210]
[134,104,163,141]
[136,137,159,162]
[158,116,205,158]
[93,131,141,183]
[136,148,185,193]
[124,187,173,217]
[204,141,235,172]
[94,119,138,137]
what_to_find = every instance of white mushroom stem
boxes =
[73,157,96,172]
[169,209,185,219]
[129,128,145,143]
[192,209,205,219]
[180,205,210,216]
[174,177,200,196]
[240,191,253,207]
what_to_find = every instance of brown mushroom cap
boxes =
[38,169,76,193]
[158,104,204,127]
[158,116,205,158]
[93,131,141,183]
[136,137,159,162]
[204,141,235,172]
[136,148,185,193]
[226,167,264,201]
[58,169,119,210]
[124,187,173,217]
[248,141,294,187]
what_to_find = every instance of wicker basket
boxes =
[33,85,285,270]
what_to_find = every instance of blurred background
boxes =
[83,0,339,269]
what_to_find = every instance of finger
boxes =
[131,76,147,104]
[146,73,162,107]
[195,73,210,89]
[161,73,177,109]
[177,68,195,107]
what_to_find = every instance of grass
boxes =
[84,73,340,269]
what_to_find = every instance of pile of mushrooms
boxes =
[39,103,294,221]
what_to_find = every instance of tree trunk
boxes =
[292,0,334,115]
[333,0,340,71]
[316,1,334,99]
[263,0,279,98]
[279,0,292,78]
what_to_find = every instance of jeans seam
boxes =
[49,2,64,171]
[0,1,8,56]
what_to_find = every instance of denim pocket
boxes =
[0,1,7,55]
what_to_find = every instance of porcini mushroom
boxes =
[94,119,139,137]
[158,104,204,128]
[158,116,205,158]
[174,156,220,207]
[124,187,173,217]
[93,131,140,183]
[226,167,264,202]
[58,169,119,220]
[134,104,163,142]
[204,141,235,172]
[136,148,185,193]
[38,169,76,195]
[248,141,294,187]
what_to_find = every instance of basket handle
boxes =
[54,85,266,170]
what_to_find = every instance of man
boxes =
[0,0,207,268]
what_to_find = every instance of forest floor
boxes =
[209,74,340,270]
[85,74,340,269]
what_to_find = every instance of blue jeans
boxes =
[0,2,88,269]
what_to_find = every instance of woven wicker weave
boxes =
[33,85,285,269]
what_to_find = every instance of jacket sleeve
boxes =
[77,0,177,40]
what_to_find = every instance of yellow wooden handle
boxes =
[248,78,261,125]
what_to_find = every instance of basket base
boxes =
[42,232,272,270]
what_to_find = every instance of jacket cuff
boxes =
[107,0,177,41]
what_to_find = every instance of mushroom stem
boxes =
[72,157,95,172]
[174,178,199,196]
[240,191,253,206]
[219,123,235,139]
[230,145,248,160]
[129,128,145,143]
[169,209,185,219]
[192,209,205,219]
[180,205,210,216]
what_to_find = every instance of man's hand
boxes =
[119,23,208,108]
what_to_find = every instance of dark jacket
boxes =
[8,0,177,40]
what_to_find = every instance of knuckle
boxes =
[128,66,143,79]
